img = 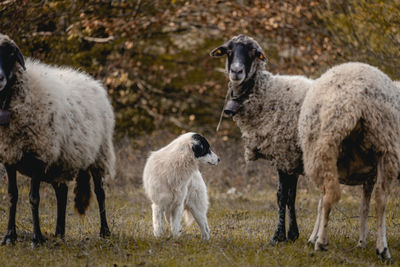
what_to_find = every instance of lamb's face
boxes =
[210,34,266,86]
[0,35,25,92]
[191,133,220,165]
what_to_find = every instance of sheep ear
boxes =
[13,45,25,70]
[210,46,228,57]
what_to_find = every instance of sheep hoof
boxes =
[31,235,46,248]
[287,228,299,242]
[269,232,287,246]
[356,240,366,249]
[54,232,65,239]
[376,248,392,263]
[1,231,17,245]
[100,227,111,238]
[315,241,328,251]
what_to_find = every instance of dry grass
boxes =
[0,136,400,266]
[1,175,400,266]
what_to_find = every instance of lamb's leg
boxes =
[152,203,164,237]
[186,201,210,240]
[357,180,374,248]
[30,177,45,246]
[287,174,299,241]
[270,170,289,245]
[1,164,18,245]
[375,157,391,261]
[170,203,184,238]
[308,198,322,244]
[91,169,110,237]
[52,182,68,238]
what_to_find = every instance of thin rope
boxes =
[216,85,232,132]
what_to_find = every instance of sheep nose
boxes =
[0,74,5,82]
[231,65,243,74]
[217,158,221,163]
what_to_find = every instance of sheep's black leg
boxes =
[287,174,299,241]
[30,177,45,246]
[91,169,110,237]
[52,182,68,238]
[270,170,290,245]
[1,164,18,245]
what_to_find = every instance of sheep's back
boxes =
[0,59,114,171]
[299,62,400,184]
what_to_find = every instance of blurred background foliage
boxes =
[0,0,399,140]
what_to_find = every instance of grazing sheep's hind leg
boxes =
[52,182,68,238]
[152,204,164,237]
[308,198,322,245]
[91,168,111,237]
[375,157,391,261]
[287,174,299,242]
[270,170,290,245]
[30,178,46,246]
[1,164,18,245]
[315,162,341,251]
[357,180,374,248]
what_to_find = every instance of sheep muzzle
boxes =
[224,100,241,117]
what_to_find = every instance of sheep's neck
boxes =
[229,75,256,103]
[0,75,15,125]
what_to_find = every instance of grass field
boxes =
[1,176,400,267]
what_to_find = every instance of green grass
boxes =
[0,180,399,266]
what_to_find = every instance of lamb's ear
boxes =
[210,45,228,57]
[12,44,25,70]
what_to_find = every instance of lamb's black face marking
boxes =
[192,133,211,158]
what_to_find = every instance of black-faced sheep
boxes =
[299,62,400,261]
[0,33,115,245]
[210,35,312,245]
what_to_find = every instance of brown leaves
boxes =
[1,0,341,138]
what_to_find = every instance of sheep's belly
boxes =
[337,147,376,185]
[338,168,376,185]
[16,154,76,183]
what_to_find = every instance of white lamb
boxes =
[143,132,220,240]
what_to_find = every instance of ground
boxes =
[0,177,400,267]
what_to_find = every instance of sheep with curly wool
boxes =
[0,33,115,246]
[299,62,400,261]
[211,35,400,261]
[211,34,313,245]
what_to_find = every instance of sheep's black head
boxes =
[0,33,25,92]
[210,34,266,85]
[210,35,266,116]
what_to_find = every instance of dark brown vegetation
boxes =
[2,0,398,144]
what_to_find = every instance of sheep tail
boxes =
[74,170,92,215]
